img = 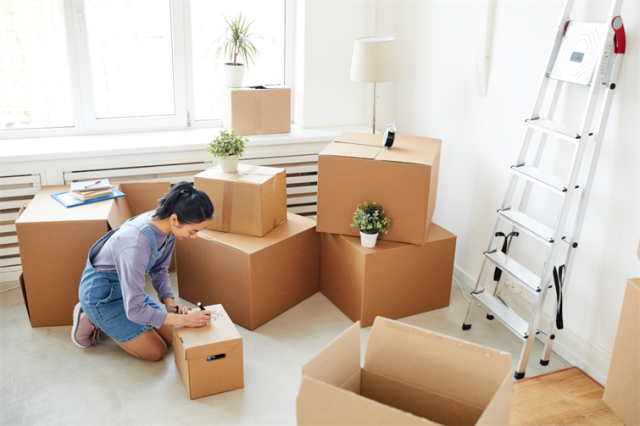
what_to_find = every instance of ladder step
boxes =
[485,250,541,293]
[473,291,530,339]
[511,165,567,194]
[498,208,555,243]
[525,118,584,142]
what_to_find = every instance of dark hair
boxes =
[152,181,214,224]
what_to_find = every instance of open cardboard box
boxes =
[176,212,320,330]
[316,132,441,245]
[173,304,244,400]
[16,183,173,327]
[195,164,287,237]
[222,85,291,136]
[603,278,640,425]
[320,223,456,327]
[297,317,513,425]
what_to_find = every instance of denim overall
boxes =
[78,217,175,343]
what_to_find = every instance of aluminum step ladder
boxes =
[462,0,627,380]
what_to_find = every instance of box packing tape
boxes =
[220,165,272,233]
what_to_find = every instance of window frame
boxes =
[0,0,292,139]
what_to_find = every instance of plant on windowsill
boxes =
[212,12,260,88]
[351,202,391,248]
[207,130,248,173]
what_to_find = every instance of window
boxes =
[0,0,288,138]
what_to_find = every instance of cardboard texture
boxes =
[172,304,244,400]
[320,223,456,327]
[316,131,441,245]
[603,278,640,426]
[195,164,287,237]
[16,183,171,327]
[222,85,291,136]
[297,318,513,425]
[176,212,320,330]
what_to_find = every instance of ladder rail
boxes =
[541,47,625,362]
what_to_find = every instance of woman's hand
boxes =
[184,310,211,328]
[167,303,191,315]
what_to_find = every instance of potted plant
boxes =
[351,202,391,248]
[207,130,248,173]
[213,12,260,88]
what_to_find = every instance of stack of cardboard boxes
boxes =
[315,132,457,327]
[176,163,321,331]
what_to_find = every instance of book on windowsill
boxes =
[70,179,111,192]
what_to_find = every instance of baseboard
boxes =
[453,265,611,386]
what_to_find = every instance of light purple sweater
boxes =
[92,212,175,329]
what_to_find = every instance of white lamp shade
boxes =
[350,36,400,83]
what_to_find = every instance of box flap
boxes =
[320,141,380,160]
[297,377,434,425]
[364,317,512,409]
[342,235,410,255]
[207,212,314,254]
[334,131,385,147]
[375,134,441,166]
[173,304,242,360]
[107,184,134,229]
[302,322,361,392]
[119,182,171,216]
[16,186,120,224]
[196,164,284,186]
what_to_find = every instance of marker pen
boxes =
[197,302,205,311]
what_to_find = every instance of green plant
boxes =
[207,130,248,158]
[351,202,391,235]
[213,12,260,66]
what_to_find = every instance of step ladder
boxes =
[462,0,627,380]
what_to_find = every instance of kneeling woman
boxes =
[72,182,213,361]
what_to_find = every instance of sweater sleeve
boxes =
[112,234,167,329]
[148,237,176,303]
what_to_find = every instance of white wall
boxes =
[388,0,639,383]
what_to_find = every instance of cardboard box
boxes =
[603,278,640,425]
[297,317,513,425]
[176,212,320,330]
[222,85,291,136]
[320,223,456,327]
[16,183,172,327]
[173,304,244,400]
[317,132,442,245]
[195,164,287,237]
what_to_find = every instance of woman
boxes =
[72,182,213,361]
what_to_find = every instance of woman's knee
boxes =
[144,341,167,362]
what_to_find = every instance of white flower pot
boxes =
[360,231,379,248]
[224,63,246,88]
[218,154,239,173]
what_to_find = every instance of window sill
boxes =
[1,124,371,164]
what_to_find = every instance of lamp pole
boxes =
[372,83,376,134]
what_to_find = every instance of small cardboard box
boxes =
[195,164,287,237]
[176,212,320,330]
[316,132,441,245]
[173,304,244,400]
[297,317,513,425]
[16,183,172,327]
[603,278,640,425]
[320,223,456,327]
[222,85,291,136]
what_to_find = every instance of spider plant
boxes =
[213,12,260,67]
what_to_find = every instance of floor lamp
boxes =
[350,37,400,134]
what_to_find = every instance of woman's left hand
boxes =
[167,303,190,315]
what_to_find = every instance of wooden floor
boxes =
[510,367,624,426]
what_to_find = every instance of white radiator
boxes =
[0,173,43,282]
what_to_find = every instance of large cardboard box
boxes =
[320,223,456,328]
[195,164,287,237]
[297,317,513,425]
[16,183,172,327]
[316,131,441,245]
[176,212,320,330]
[222,85,291,136]
[173,304,244,400]
[603,278,640,425]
